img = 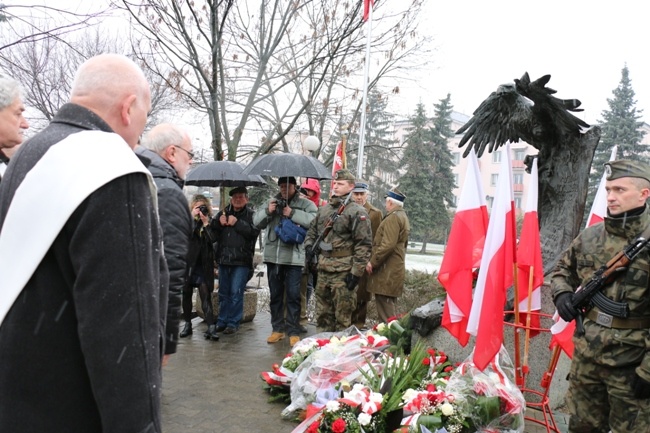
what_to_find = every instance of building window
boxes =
[454,173,459,187]
[514,149,526,161]
[486,195,494,209]
[513,173,523,184]
[492,151,502,163]
[514,196,522,209]
[491,173,498,186]
[452,152,460,164]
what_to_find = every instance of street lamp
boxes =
[304,135,320,155]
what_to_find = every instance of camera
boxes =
[274,198,287,215]
[199,205,209,216]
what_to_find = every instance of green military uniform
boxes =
[551,159,650,433]
[352,200,383,328]
[305,179,372,332]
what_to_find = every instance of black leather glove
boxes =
[555,292,578,322]
[633,374,650,399]
[345,273,360,291]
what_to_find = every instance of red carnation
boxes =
[422,357,431,366]
[331,417,347,433]
[306,420,320,433]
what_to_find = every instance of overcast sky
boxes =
[391,0,650,126]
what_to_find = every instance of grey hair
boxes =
[386,196,404,208]
[140,124,189,155]
[0,74,22,110]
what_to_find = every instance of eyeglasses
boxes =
[174,145,195,159]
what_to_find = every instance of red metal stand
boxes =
[504,311,563,433]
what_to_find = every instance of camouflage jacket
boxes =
[551,206,650,378]
[305,194,372,276]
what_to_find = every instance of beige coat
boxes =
[367,208,410,297]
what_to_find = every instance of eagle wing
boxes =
[457,83,533,158]
[457,73,590,158]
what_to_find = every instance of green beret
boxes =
[605,159,650,183]
[334,169,355,182]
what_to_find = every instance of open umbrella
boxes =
[241,153,331,180]
[185,161,267,187]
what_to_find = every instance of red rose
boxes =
[422,357,431,366]
[307,420,320,433]
[331,418,347,433]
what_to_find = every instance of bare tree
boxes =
[0,24,178,131]
[115,0,429,163]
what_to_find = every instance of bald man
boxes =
[0,54,166,432]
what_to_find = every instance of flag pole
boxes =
[356,2,373,179]
[522,267,535,386]
[512,261,523,387]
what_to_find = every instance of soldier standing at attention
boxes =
[349,180,383,329]
[305,169,372,332]
[552,159,650,433]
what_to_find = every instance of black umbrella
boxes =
[185,161,267,187]
[241,153,331,180]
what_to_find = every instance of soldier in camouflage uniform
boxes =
[305,169,372,332]
[551,159,650,433]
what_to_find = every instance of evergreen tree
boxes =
[399,95,456,253]
[585,65,645,218]
[347,90,400,208]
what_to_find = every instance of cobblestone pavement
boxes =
[162,311,569,433]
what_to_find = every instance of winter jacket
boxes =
[367,207,410,297]
[254,192,317,266]
[305,194,372,276]
[551,206,650,381]
[135,146,192,355]
[0,103,167,432]
[211,204,260,268]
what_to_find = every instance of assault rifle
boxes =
[305,194,352,273]
[572,236,650,335]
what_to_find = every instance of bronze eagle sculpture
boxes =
[455,72,601,273]
[457,72,590,160]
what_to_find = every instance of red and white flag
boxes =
[550,146,618,358]
[363,0,374,21]
[467,143,516,371]
[585,145,618,227]
[330,139,346,192]
[516,157,543,337]
[439,150,489,347]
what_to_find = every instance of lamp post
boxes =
[303,135,320,156]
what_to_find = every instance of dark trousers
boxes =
[267,263,302,337]
[182,274,215,326]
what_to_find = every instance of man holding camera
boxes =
[254,177,317,347]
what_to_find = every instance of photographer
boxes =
[254,177,317,347]
[180,194,219,341]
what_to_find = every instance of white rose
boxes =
[369,392,383,404]
[402,388,418,402]
[357,412,372,426]
[377,323,386,332]
[440,402,454,416]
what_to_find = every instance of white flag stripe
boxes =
[456,149,486,212]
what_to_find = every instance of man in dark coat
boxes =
[137,123,193,362]
[0,54,167,432]
[212,186,260,334]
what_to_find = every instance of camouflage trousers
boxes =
[315,270,356,332]
[567,350,650,433]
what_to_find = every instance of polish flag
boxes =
[585,145,618,227]
[550,146,618,358]
[330,139,346,192]
[363,0,374,21]
[439,150,489,347]
[516,157,543,337]
[467,143,516,371]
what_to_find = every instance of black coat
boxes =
[136,147,192,355]
[211,204,259,268]
[186,218,217,292]
[0,103,167,432]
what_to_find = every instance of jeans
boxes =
[267,263,302,336]
[217,265,249,329]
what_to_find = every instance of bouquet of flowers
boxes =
[375,314,412,354]
[441,347,525,433]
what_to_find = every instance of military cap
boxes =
[229,186,248,196]
[605,159,650,183]
[385,187,406,202]
[351,181,369,193]
[334,169,355,182]
[277,176,297,185]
